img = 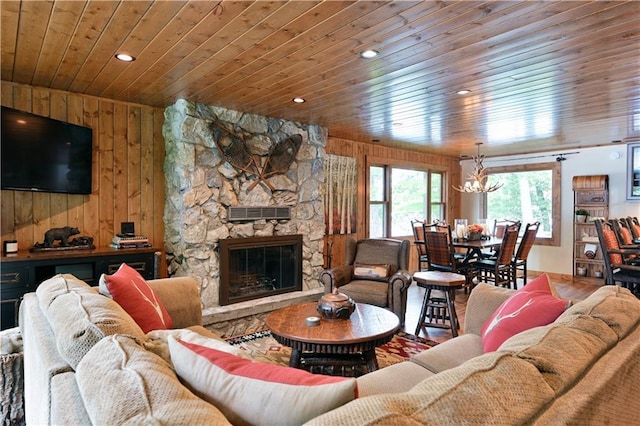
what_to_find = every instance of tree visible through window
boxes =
[369,165,445,238]
[484,162,560,246]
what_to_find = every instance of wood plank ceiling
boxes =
[2,0,639,157]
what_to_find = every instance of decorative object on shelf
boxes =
[316,288,355,320]
[584,243,598,259]
[30,227,95,252]
[44,226,80,247]
[575,209,589,223]
[3,240,18,254]
[111,234,150,249]
[576,267,587,276]
[452,143,503,193]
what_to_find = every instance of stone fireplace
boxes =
[163,100,326,327]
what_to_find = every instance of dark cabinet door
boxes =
[1,264,31,330]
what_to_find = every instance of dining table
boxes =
[452,237,503,265]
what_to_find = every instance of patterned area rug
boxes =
[225,330,438,372]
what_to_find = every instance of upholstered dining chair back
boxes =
[496,229,520,266]
[423,230,457,272]
[512,221,540,286]
[594,219,640,296]
[514,222,540,262]
[493,219,520,238]
[411,220,429,271]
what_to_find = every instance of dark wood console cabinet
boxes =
[0,247,160,330]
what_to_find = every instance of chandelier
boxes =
[452,143,503,193]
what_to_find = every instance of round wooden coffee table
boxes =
[265,302,400,375]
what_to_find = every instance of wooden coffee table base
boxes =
[266,302,400,377]
[276,336,388,373]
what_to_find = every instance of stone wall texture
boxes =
[163,100,327,310]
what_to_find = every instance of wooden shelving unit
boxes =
[572,175,608,278]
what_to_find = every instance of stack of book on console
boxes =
[111,235,151,249]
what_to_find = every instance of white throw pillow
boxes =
[168,335,357,425]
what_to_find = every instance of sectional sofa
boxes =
[20,272,640,425]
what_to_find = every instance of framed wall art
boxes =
[627,142,640,201]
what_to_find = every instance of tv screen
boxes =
[1,107,93,194]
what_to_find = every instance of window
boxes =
[369,165,445,238]
[483,162,560,246]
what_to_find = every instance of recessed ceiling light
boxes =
[292,97,305,103]
[457,89,471,95]
[360,49,379,59]
[115,53,135,62]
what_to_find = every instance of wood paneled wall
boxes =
[0,81,165,251]
[325,137,462,273]
[0,81,461,276]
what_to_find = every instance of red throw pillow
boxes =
[101,263,173,333]
[480,274,568,352]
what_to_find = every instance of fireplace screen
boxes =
[219,234,302,305]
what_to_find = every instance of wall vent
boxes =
[227,206,291,221]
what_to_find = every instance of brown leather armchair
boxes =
[319,238,412,325]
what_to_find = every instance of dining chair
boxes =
[594,219,640,297]
[434,223,467,261]
[492,219,520,238]
[622,217,640,244]
[474,229,519,288]
[423,229,474,285]
[481,220,521,259]
[511,221,540,287]
[411,220,430,271]
[610,219,640,249]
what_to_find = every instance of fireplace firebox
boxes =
[219,234,303,305]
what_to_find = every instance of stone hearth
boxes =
[163,100,327,328]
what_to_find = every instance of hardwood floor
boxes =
[405,273,604,344]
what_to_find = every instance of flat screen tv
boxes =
[1,106,93,194]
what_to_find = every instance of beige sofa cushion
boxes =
[306,351,555,425]
[36,274,145,368]
[355,361,435,397]
[463,283,514,335]
[50,372,91,425]
[148,277,203,328]
[411,333,483,373]
[36,273,93,309]
[76,335,230,425]
[499,285,640,393]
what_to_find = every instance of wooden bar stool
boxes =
[413,271,466,337]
